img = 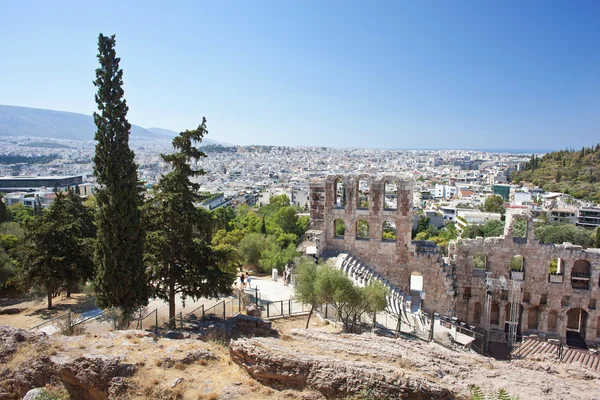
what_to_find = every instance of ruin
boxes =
[307,174,600,347]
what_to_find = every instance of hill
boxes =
[0,105,231,145]
[511,144,600,202]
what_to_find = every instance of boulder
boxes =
[22,388,45,400]
[165,331,184,340]
[245,304,261,317]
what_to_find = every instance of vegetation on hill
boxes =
[511,144,600,202]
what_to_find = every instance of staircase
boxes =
[409,290,422,313]
[330,253,412,327]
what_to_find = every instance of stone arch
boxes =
[527,307,539,330]
[356,219,369,239]
[410,271,423,291]
[549,258,563,275]
[382,220,396,241]
[356,176,370,210]
[333,177,346,209]
[382,178,398,210]
[473,252,487,270]
[566,308,588,334]
[548,310,558,331]
[473,302,482,324]
[571,260,591,290]
[510,255,524,272]
[490,302,500,325]
[333,219,345,238]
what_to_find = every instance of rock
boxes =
[229,337,452,398]
[0,325,45,364]
[170,377,183,388]
[165,331,184,340]
[54,354,136,400]
[245,304,261,317]
[179,349,218,364]
[22,388,45,400]
[230,314,277,338]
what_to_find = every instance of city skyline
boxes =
[1,1,599,150]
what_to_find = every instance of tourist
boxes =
[246,273,252,289]
[240,272,245,290]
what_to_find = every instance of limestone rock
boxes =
[245,304,261,317]
[21,388,45,400]
[53,354,136,400]
[165,331,184,340]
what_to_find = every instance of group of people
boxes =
[239,272,251,290]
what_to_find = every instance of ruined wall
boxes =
[310,175,454,316]
[450,211,600,345]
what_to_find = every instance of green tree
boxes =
[258,239,299,274]
[294,257,319,328]
[7,204,34,224]
[238,232,268,268]
[313,266,388,333]
[19,191,96,308]
[534,223,594,247]
[144,121,235,327]
[272,205,299,235]
[0,195,8,223]
[481,220,505,238]
[92,33,148,317]
[461,224,483,239]
[593,227,600,248]
[483,195,505,214]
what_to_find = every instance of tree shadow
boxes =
[26,294,98,321]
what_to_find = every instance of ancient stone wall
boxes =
[450,210,600,345]
[310,175,454,315]
[309,176,600,345]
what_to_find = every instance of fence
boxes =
[263,299,311,319]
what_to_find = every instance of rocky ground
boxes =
[1,317,599,400]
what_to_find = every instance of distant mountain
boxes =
[0,105,232,145]
[146,127,230,146]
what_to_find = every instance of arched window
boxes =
[473,302,482,324]
[490,302,500,325]
[548,310,558,331]
[334,219,345,238]
[549,258,563,275]
[473,252,487,270]
[384,180,397,210]
[334,177,345,208]
[527,308,539,330]
[356,220,369,239]
[382,221,396,241]
[571,260,591,290]
[510,255,524,271]
[357,178,369,209]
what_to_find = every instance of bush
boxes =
[510,255,523,271]
[473,253,487,270]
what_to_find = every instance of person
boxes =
[284,264,291,286]
[246,273,252,289]
[240,272,245,290]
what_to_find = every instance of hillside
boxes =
[0,105,231,146]
[511,144,600,202]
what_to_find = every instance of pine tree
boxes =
[92,34,148,318]
[144,119,235,328]
[20,191,95,308]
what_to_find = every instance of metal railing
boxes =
[264,299,310,319]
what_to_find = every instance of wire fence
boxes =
[263,299,311,319]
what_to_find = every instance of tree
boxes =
[0,195,8,223]
[461,224,483,239]
[483,195,505,214]
[534,224,594,247]
[414,215,430,237]
[294,257,319,328]
[272,206,299,235]
[259,241,299,274]
[313,266,388,333]
[92,33,148,317]
[19,191,95,308]
[238,232,268,268]
[481,220,505,238]
[7,204,34,224]
[144,120,235,328]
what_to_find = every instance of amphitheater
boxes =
[302,174,600,353]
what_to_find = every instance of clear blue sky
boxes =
[1,1,599,150]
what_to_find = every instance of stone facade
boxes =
[309,175,455,316]
[309,175,600,345]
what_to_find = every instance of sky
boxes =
[1,1,599,151]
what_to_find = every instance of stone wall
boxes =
[309,176,600,345]
[310,175,454,316]
[450,209,600,344]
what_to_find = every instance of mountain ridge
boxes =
[0,105,230,146]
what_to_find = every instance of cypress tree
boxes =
[0,195,8,223]
[92,34,148,318]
